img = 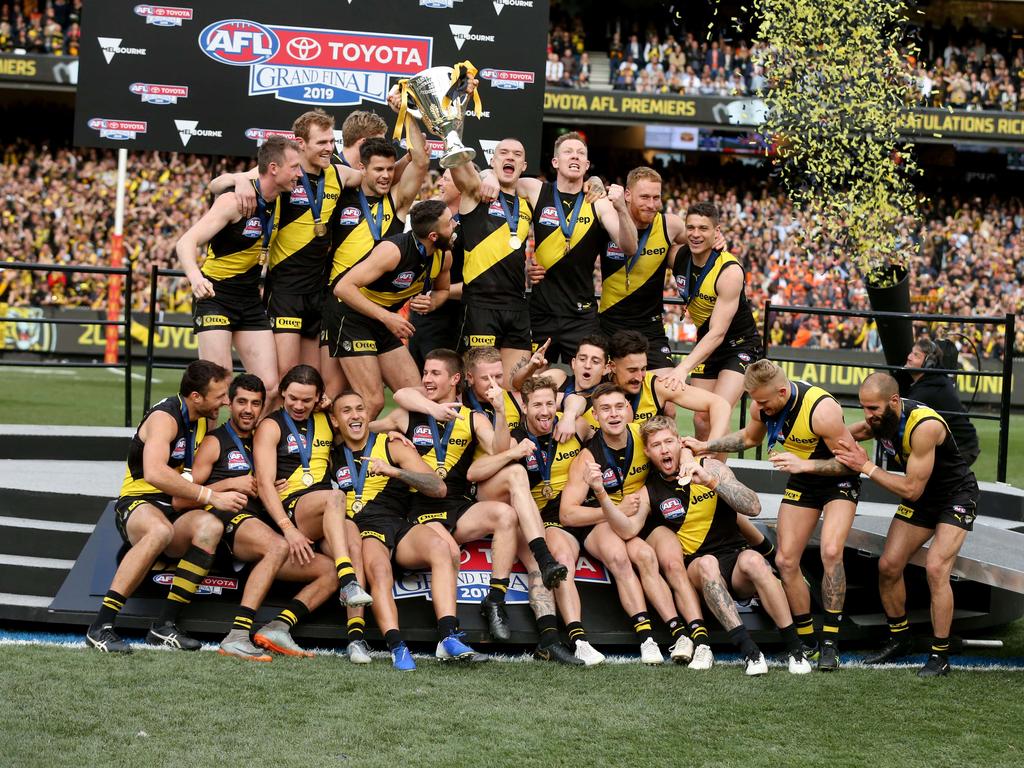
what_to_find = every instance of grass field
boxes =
[2,365,1021,486]
[2,638,1023,768]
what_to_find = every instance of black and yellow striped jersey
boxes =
[461,191,532,303]
[200,193,275,296]
[598,212,671,323]
[646,462,746,556]
[270,410,333,498]
[512,422,583,518]
[880,398,977,502]
[759,380,837,461]
[672,248,760,345]
[331,433,409,518]
[354,231,444,312]
[583,372,662,429]
[267,166,344,294]
[463,388,524,433]
[530,182,604,316]
[329,189,403,286]
[587,421,650,503]
[204,424,263,516]
[407,408,477,499]
[120,395,208,498]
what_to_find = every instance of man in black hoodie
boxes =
[898,339,979,467]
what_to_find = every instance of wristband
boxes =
[861,461,876,479]
[204,487,213,505]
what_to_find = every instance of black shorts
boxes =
[264,287,324,339]
[409,299,462,368]
[781,476,861,510]
[686,546,748,595]
[599,315,673,370]
[213,509,266,557]
[895,491,978,532]
[408,496,474,533]
[322,302,404,359]
[690,338,764,379]
[114,494,177,544]
[281,484,331,522]
[356,509,415,552]
[458,302,531,352]
[193,293,271,333]
[530,308,601,364]
[638,517,682,542]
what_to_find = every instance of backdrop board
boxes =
[72,0,548,167]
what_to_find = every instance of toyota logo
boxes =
[286,37,321,61]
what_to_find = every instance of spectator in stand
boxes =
[545,51,565,87]
[577,52,591,88]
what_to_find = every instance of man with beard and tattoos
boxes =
[834,372,979,678]
[684,359,860,671]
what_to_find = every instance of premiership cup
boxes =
[395,63,479,169]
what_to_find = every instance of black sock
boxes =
[528,537,554,566]
[631,613,653,642]
[160,545,215,624]
[728,625,761,661]
[95,589,127,628]
[437,615,458,638]
[887,613,910,638]
[688,620,710,647]
[275,599,310,629]
[822,609,842,643]
[667,616,685,638]
[487,577,510,603]
[335,557,356,588]
[384,629,403,651]
[931,636,950,659]
[232,606,257,633]
[347,616,366,641]
[751,537,775,560]
[537,613,559,648]
[778,623,804,657]
[566,621,588,644]
[794,612,816,650]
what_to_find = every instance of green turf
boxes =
[1,644,1022,768]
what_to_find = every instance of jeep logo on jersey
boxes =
[226,450,250,471]
[241,217,263,238]
[479,68,535,90]
[538,206,560,227]
[129,83,189,105]
[176,120,224,147]
[392,271,416,289]
[97,37,147,64]
[449,24,495,51]
[411,425,433,446]
[659,497,685,520]
[245,127,296,147]
[200,20,430,106]
[606,243,625,261]
[133,5,193,26]
[338,206,361,226]
[87,118,147,141]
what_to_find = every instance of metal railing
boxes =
[0,261,134,426]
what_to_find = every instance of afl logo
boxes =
[226,450,250,471]
[199,20,279,66]
[411,425,433,446]
[339,206,361,226]
[602,467,619,487]
[659,497,685,520]
[392,271,415,289]
[538,206,559,228]
[335,465,352,487]
[289,184,310,206]
[242,217,263,238]
[171,437,186,460]
[606,243,625,262]
[487,200,505,218]
[525,454,539,471]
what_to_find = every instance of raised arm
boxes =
[393,114,430,214]
[593,184,638,255]
[208,166,258,216]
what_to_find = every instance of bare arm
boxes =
[393,114,429,214]
[559,449,610,527]
[175,193,242,299]
[333,163,364,190]
[452,162,482,210]
[658,378,733,441]
[849,420,873,441]
[603,485,650,540]
[593,185,637,255]
[379,438,447,497]
[369,408,410,436]
[466,438,533,483]
[510,338,552,391]
[671,263,743,377]
[692,459,761,517]
[208,166,256,195]
[834,421,942,502]
[171,434,252,511]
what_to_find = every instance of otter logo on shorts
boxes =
[353,339,377,352]
[468,334,496,347]
[202,315,230,327]
[783,488,802,502]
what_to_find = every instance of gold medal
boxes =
[352,499,364,514]
[625,273,631,291]
[302,471,314,487]
[258,248,268,266]
[436,466,448,479]
[509,235,522,250]
[564,238,571,255]
[541,481,555,500]
[314,220,326,237]
[181,470,193,483]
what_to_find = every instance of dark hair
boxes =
[425,348,463,378]
[279,364,324,398]
[914,338,943,370]
[411,199,449,239]
[179,360,231,398]
[686,200,720,224]
[360,136,397,166]
[229,373,266,401]
[590,381,628,404]
[257,135,299,174]
[576,334,609,356]
[608,329,648,360]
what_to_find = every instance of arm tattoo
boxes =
[821,561,846,613]
[702,574,742,629]
[808,458,855,476]
[710,472,761,517]
[394,468,444,496]
[510,354,531,378]
[527,570,556,620]
[706,432,748,454]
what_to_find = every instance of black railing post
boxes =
[123,265,133,427]
[738,392,747,459]
[997,313,1015,483]
[144,264,160,411]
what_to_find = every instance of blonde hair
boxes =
[743,359,787,391]
[521,375,558,402]
[291,109,334,141]
[341,111,387,147]
[464,346,501,371]
[640,415,677,446]
[626,166,662,189]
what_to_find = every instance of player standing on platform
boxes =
[834,372,980,678]
[180,137,302,410]
[86,361,247,653]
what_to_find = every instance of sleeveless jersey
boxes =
[762,381,837,461]
[356,231,444,311]
[205,424,263,516]
[270,410,333,498]
[407,407,478,499]
[463,388,524,433]
[267,166,343,293]
[120,396,209,498]
[200,195,274,297]
[646,463,746,556]
[583,372,662,429]
[880,399,977,503]
[530,182,605,316]
[461,191,532,303]
[598,212,671,323]
[512,422,583,518]
[672,248,760,345]
[331,433,409,518]
[587,422,650,503]
[329,189,402,286]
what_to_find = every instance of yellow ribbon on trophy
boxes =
[392,78,413,142]
[391,60,482,144]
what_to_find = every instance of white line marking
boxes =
[2,368,77,376]
[0,554,75,570]
[0,515,95,534]
[105,369,149,382]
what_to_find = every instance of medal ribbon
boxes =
[298,169,326,233]
[253,180,275,257]
[358,190,385,242]
[417,240,436,295]
[465,390,497,427]
[178,396,197,473]
[527,424,558,485]
[427,416,456,472]
[555,190,585,246]
[282,411,314,476]
[498,192,521,247]
[224,422,252,472]
[625,225,653,286]
[343,434,375,501]
[764,383,797,452]
[680,249,720,303]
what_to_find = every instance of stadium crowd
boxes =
[0,0,81,56]
[1,140,1021,359]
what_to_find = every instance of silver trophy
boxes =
[398,64,478,169]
